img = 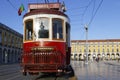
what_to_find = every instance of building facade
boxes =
[71,39,120,61]
[0,23,23,64]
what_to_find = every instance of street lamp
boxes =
[84,24,88,64]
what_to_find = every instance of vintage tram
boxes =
[21,2,71,75]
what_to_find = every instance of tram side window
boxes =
[52,19,63,39]
[25,20,33,40]
[66,23,70,45]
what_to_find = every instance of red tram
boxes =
[21,2,71,75]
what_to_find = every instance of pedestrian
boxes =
[96,57,99,63]
[96,58,98,62]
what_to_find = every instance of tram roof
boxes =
[23,9,68,18]
[23,3,68,18]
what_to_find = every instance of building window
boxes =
[112,42,114,47]
[89,45,91,47]
[4,32,7,42]
[89,50,91,53]
[103,44,104,47]
[93,43,95,47]
[98,42,100,47]
[52,18,63,40]
[107,49,109,53]
[80,49,81,52]
[117,48,119,52]
[84,49,86,53]
[0,48,2,53]
[11,36,14,44]
[0,31,1,43]
[98,49,100,52]
[107,41,109,46]
[112,49,114,52]
[102,49,104,53]
[8,34,11,45]
[117,42,119,47]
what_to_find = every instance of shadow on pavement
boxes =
[35,73,57,80]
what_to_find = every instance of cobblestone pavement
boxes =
[71,60,120,80]
[0,63,75,80]
[0,61,120,80]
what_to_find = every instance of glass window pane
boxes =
[37,18,49,38]
[52,19,63,39]
[25,20,33,40]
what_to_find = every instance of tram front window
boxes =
[38,22,48,38]
[25,20,33,40]
[37,18,49,38]
[52,19,63,39]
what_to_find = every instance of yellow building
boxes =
[0,23,23,64]
[71,39,120,61]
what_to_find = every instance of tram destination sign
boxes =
[29,3,61,11]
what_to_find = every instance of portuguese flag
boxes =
[18,4,25,16]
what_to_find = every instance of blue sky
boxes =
[0,0,120,40]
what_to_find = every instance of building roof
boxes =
[0,23,23,38]
[71,39,120,42]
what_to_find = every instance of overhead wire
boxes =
[88,0,103,26]
[47,0,49,3]
[59,0,94,40]
[92,0,96,20]
[80,0,93,26]
[67,6,87,11]
[7,0,27,15]
[57,0,60,2]
[45,0,47,3]
[7,0,17,11]
[72,0,93,40]
[45,0,49,3]
[66,5,89,27]
[68,13,83,17]
[78,0,103,40]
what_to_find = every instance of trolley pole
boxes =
[85,24,88,64]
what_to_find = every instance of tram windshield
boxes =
[52,19,63,39]
[37,18,49,38]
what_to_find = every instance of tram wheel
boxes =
[65,65,75,77]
